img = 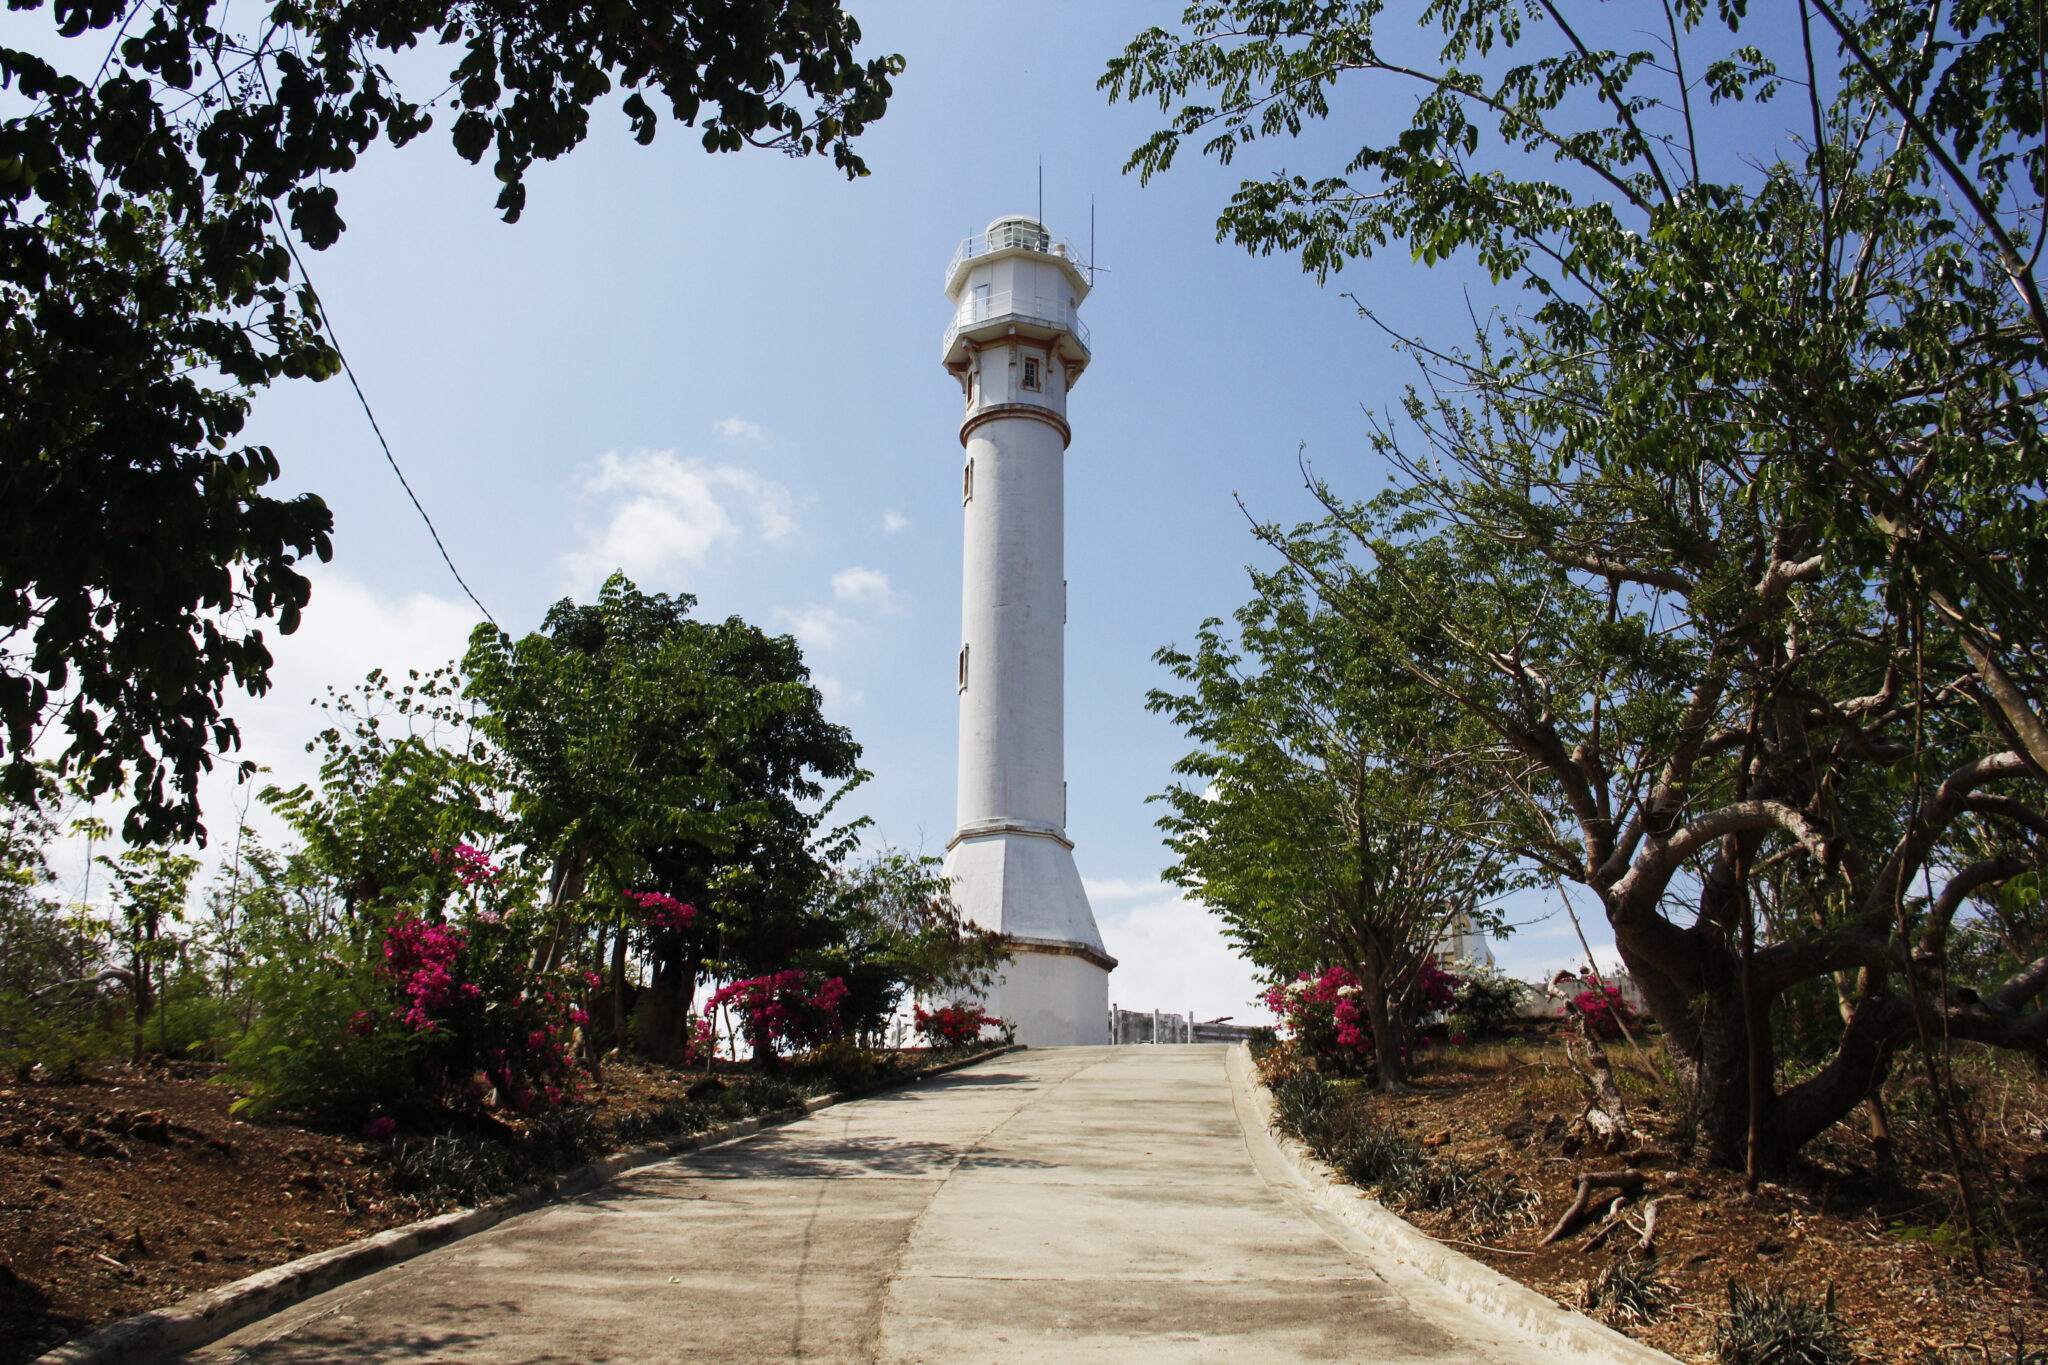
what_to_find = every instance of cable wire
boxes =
[277,229,500,629]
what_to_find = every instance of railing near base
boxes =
[1109,1006,1265,1045]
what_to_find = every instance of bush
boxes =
[228,904,584,1124]
[807,1037,881,1090]
[382,1133,527,1205]
[1452,964,1527,1035]
[1572,986,1638,1041]
[1270,1072,1343,1152]
[913,1001,997,1049]
[705,970,848,1063]
[1335,1125,1427,1188]
[1586,1254,1667,1325]
[1714,1281,1852,1365]
[1263,961,1462,1074]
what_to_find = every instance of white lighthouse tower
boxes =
[939,215,1114,1047]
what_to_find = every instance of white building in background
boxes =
[938,215,1115,1046]
[1439,910,1495,969]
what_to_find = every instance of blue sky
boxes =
[31,0,1812,1020]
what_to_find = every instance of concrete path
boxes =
[187,1046,1566,1364]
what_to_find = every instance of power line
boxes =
[277,230,500,630]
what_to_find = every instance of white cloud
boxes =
[773,603,850,655]
[831,566,895,608]
[812,674,866,711]
[1089,877,1275,1025]
[882,510,910,534]
[564,449,795,587]
[713,416,767,445]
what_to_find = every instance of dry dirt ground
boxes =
[0,1051,956,1364]
[1289,1023,2048,1364]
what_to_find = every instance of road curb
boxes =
[1226,1045,1680,1365]
[31,1043,1024,1365]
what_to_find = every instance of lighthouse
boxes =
[939,215,1114,1047]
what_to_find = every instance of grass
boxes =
[1713,1281,1854,1365]
[1269,1069,1536,1234]
[1585,1253,1668,1325]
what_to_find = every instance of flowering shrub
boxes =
[278,908,585,1121]
[627,890,696,934]
[705,970,848,1062]
[1263,960,1462,1073]
[431,843,502,887]
[687,1012,719,1066]
[382,914,480,1033]
[1570,985,1637,1040]
[913,1001,998,1048]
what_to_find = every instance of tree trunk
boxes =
[609,931,630,1041]
[633,941,698,1063]
[130,919,154,1066]
[1357,952,1407,1092]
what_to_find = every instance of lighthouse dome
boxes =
[984,215,1051,252]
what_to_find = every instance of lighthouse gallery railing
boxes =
[940,289,1091,360]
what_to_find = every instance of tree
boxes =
[462,573,864,1062]
[262,667,520,919]
[3,0,899,844]
[807,848,1007,1044]
[1149,552,1511,1089]
[101,846,198,1062]
[1109,2,2048,1170]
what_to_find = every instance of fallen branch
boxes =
[1562,1023,1632,1145]
[1443,1236,1536,1256]
[1581,1195,1634,1251]
[26,969,135,1003]
[1541,1169,1646,1246]
[1637,1197,1664,1254]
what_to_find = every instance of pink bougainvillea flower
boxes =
[626,891,697,934]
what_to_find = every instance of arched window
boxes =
[958,643,970,692]
[962,458,974,503]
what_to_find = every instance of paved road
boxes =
[189,1046,1564,1364]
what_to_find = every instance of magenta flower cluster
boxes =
[1263,959,1462,1073]
[357,910,583,1120]
[383,914,480,1033]
[914,1002,997,1047]
[1570,985,1637,1040]
[431,842,502,886]
[705,969,848,1059]
[626,890,697,934]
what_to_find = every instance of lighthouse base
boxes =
[943,828,1115,1046]
[987,946,1110,1047]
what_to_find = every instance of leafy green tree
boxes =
[1149,552,1511,1089]
[263,668,522,918]
[0,782,119,1077]
[807,848,1007,1044]
[3,0,899,844]
[100,845,198,1062]
[463,573,864,1061]
[1109,1,2048,1170]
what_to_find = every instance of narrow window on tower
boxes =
[962,458,974,504]
[1022,356,1041,392]
[958,644,970,692]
